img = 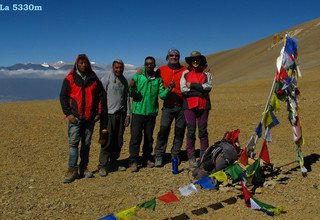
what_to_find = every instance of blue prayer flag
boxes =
[255,122,262,138]
[195,177,216,190]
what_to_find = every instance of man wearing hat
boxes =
[180,51,213,168]
[154,48,187,167]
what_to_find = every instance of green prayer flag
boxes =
[138,197,156,211]
[224,162,244,181]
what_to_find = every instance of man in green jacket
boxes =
[128,56,174,172]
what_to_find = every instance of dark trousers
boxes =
[99,112,126,168]
[184,109,209,159]
[129,114,156,164]
[155,106,186,158]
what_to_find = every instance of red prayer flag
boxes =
[157,191,180,203]
[241,181,252,207]
[238,147,248,166]
[260,139,271,164]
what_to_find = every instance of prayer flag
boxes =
[268,110,279,129]
[270,94,280,112]
[194,177,216,190]
[157,191,180,203]
[250,197,285,216]
[138,197,156,211]
[241,181,251,207]
[292,118,302,142]
[99,214,117,220]
[260,140,270,164]
[178,183,198,196]
[284,36,298,56]
[262,109,273,128]
[238,147,248,166]
[224,162,244,181]
[255,122,262,138]
[246,158,261,184]
[264,127,272,142]
[115,206,136,220]
[209,170,228,182]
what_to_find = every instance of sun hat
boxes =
[185,51,207,66]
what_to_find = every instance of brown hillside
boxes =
[207,17,320,85]
[1,18,319,219]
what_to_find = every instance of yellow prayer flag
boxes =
[115,206,136,220]
[287,68,293,77]
[270,94,280,112]
[209,170,228,182]
[262,109,273,128]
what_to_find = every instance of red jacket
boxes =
[60,56,102,121]
[159,65,187,107]
[180,67,212,110]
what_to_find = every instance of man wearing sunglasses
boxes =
[128,56,174,172]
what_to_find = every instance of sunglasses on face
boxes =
[169,54,179,58]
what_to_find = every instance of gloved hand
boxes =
[98,129,108,145]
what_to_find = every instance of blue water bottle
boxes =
[172,156,178,174]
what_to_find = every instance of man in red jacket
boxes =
[154,49,187,167]
[60,54,103,183]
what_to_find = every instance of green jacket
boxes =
[129,68,172,116]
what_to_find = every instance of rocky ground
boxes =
[1,68,319,220]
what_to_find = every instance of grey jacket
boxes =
[100,71,130,115]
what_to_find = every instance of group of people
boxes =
[59,49,213,184]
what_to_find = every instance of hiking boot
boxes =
[188,158,198,168]
[130,163,138,173]
[109,160,127,172]
[155,157,163,167]
[147,160,155,168]
[79,168,94,178]
[118,166,127,172]
[63,168,78,184]
[98,167,108,177]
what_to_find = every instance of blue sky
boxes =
[0,0,319,67]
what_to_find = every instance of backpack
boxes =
[192,130,241,180]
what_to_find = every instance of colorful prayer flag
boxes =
[238,147,248,166]
[209,170,228,182]
[262,109,273,128]
[157,191,180,203]
[138,197,156,211]
[270,94,280,112]
[284,36,298,56]
[255,122,262,138]
[264,127,272,142]
[194,177,216,190]
[178,183,198,196]
[241,181,251,207]
[292,118,302,142]
[260,140,270,164]
[99,213,117,220]
[115,206,136,220]
[224,162,244,181]
[250,197,284,216]
[246,158,261,184]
